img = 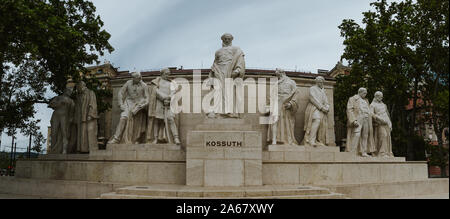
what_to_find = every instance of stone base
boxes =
[268,144,340,152]
[186,131,262,187]
[263,150,406,162]
[15,160,186,185]
[90,143,184,161]
[262,161,428,185]
[325,178,449,199]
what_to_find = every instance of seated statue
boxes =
[267,69,300,146]
[108,72,149,144]
[146,68,181,145]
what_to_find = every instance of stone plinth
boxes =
[268,144,340,152]
[186,131,262,187]
[90,144,184,161]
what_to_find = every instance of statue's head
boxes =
[315,76,325,88]
[63,87,73,96]
[374,91,383,102]
[275,68,285,79]
[221,33,234,47]
[358,87,368,98]
[161,68,171,80]
[77,81,87,92]
[131,71,142,84]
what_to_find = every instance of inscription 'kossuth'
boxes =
[206,141,243,147]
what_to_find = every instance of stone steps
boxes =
[100,185,347,199]
[100,193,346,199]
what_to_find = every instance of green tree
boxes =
[336,0,448,161]
[32,132,46,154]
[0,0,114,136]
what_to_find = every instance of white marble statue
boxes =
[345,88,376,157]
[49,87,75,154]
[207,33,245,118]
[147,68,181,145]
[75,81,98,153]
[267,69,300,146]
[371,91,394,157]
[108,72,149,144]
[303,76,330,147]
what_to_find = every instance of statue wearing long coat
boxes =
[75,88,98,153]
[267,76,300,145]
[302,85,330,146]
[346,94,376,154]
[146,77,179,143]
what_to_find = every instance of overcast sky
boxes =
[1,0,397,153]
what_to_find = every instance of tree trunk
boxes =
[407,79,419,161]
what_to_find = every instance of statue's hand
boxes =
[164,99,170,106]
[284,103,292,110]
[231,69,240,78]
[352,120,359,128]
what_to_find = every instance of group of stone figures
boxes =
[49,82,98,154]
[108,68,181,145]
[49,33,394,158]
[268,72,393,158]
[346,88,394,157]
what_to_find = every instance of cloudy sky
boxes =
[1,0,395,153]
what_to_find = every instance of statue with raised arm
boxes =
[146,68,181,145]
[371,91,394,157]
[49,87,75,154]
[75,81,98,153]
[207,33,245,118]
[345,88,376,157]
[267,69,300,146]
[303,76,330,147]
[108,72,149,144]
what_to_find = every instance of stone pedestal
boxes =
[186,130,262,187]
[268,144,340,152]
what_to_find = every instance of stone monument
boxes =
[302,76,330,147]
[345,88,376,157]
[108,71,149,144]
[48,87,75,154]
[371,91,394,157]
[207,33,245,118]
[75,81,99,153]
[147,68,181,145]
[7,33,440,200]
[267,69,300,146]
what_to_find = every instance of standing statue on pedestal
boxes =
[267,69,300,146]
[303,76,330,147]
[75,81,98,153]
[208,33,245,118]
[49,87,75,154]
[371,91,394,157]
[108,72,149,144]
[345,88,376,157]
[147,68,181,145]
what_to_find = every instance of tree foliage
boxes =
[336,0,448,162]
[0,0,114,139]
